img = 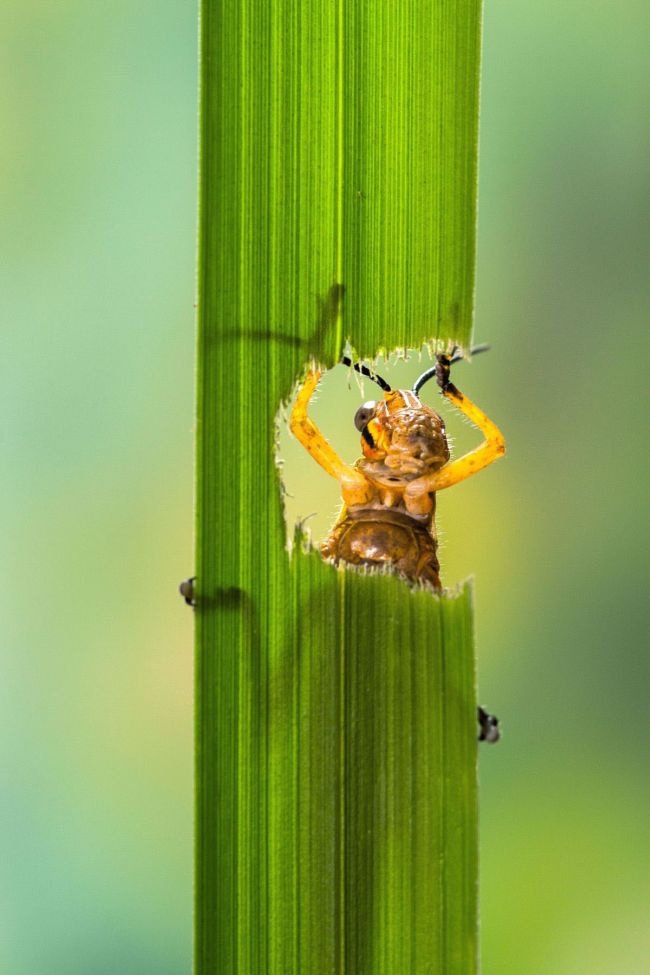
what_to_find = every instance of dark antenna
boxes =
[413,344,490,396]
[342,355,392,392]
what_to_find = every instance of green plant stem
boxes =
[196,1,483,972]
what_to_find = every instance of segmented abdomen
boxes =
[321,507,441,591]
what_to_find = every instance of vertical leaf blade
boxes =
[197,1,482,972]
[343,2,482,355]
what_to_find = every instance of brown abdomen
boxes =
[321,507,441,591]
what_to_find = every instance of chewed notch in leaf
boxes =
[287,347,505,592]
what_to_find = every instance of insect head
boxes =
[342,354,456,476]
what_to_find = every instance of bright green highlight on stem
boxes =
[197,1,482,972]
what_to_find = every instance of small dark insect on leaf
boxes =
[179,577,196,607]
[477,706,500,744]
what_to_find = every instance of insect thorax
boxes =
[361,404,450,479]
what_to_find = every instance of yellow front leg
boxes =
[405,379,505,516]
[290,368,374,506]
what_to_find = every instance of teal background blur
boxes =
[2,2,647,974]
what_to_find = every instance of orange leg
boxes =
[290,368,374,506]
[404,383,505,516]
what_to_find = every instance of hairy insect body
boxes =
[321,396,450,589]
[290,354,505,592]
[321,504,442,589]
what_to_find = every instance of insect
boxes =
[179,576,196,606]
[290,347,505,590]
[290,346,505,741]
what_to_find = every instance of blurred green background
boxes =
[2,2,647,973]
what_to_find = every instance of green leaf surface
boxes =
[196,1,482,972]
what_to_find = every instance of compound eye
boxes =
[354,401,376,432]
